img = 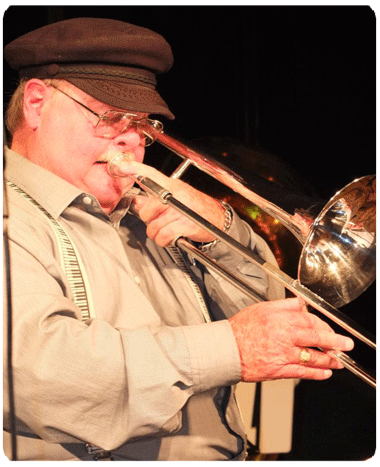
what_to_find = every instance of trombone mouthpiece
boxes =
[107,152,135,177]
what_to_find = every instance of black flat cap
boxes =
[4,17,175,119]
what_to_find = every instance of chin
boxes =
[98,198,121,214]
[84,168,133,212]
[98,190,123,210]
[86,184,121,212]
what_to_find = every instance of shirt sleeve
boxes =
[199,209,285,317]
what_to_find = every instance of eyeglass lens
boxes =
[95,111,163,145]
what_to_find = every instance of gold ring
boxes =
[299,348,311,364]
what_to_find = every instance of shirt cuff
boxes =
[181,319,241,394]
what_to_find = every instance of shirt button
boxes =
[134,276,141,285]
[83,196,92,205]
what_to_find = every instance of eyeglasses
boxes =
[49,84,163,146]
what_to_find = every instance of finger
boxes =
[110,160,152,178]
[258,298,335,333]
[291,328,355,352]
[149,224,179,247]
[276,366,333,381]
[145,212,185,244]
[296,296,309,312]
[149,217,200,247]
[118,161,175,191]
[257,297,304,313]
[131,193,149,212]
[135,196,169,224]
[287,347,345,369]
[287,308,337,334]
[146,206,182,229]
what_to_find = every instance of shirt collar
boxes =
[68,191,134,228]
[5,148,82,219]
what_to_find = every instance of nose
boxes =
[111,129,145,162]
[113,128,142,149]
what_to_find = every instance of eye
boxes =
[104,112,133,125]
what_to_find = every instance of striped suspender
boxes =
[167,245,212,323]
[6,181,118,458]
[6,180,95,321]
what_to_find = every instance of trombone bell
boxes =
[299,175,376,308]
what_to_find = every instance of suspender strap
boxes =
[6,180,95,321]
[167,245,211,323]
[6,180,115,458]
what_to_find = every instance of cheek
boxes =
[133,145,145,162]
[58,144,109,186]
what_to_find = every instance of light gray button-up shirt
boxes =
[3,148,284,460]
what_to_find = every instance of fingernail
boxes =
[345,338,355,351]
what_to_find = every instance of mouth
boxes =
[93,160,113,177]
[95,151,135,166]
[94,161,109,171]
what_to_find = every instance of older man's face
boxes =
[34,82,147,214]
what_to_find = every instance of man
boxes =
[3,18,354,460]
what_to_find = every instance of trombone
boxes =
[108,131,376,388]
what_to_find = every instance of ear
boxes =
[22,79,51,130]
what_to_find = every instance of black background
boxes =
[3,5,376,460]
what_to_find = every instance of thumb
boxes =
[266,297,305,313]
[109,157,170,187]
[108,155,144,178]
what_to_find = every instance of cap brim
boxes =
[65,76,175,120]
